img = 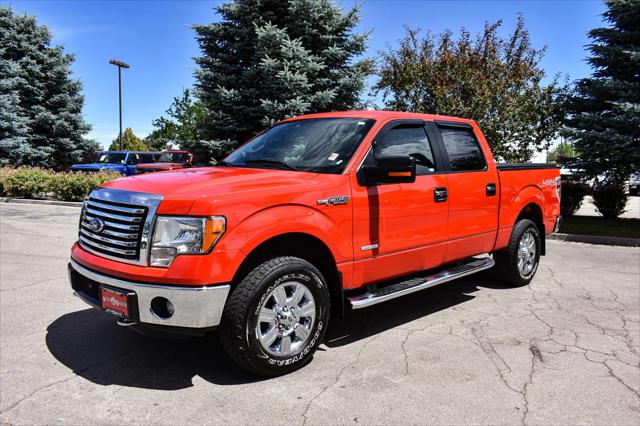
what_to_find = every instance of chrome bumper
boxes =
[69,259,230,329]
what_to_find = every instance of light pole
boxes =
[108,59,130,151]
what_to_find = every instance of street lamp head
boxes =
[109,59,130,68]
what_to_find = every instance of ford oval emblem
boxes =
[87,217,105,233]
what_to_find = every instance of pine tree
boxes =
[0,7,97,170]
[563,0,640,184]
[193,0,372,162]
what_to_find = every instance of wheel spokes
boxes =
[272,286,288,306]
[290,284,305,306]
[259,308,276,324]
[295,324,310,340]
[297,301,315,318]
[280,335,292,353]
[260,326,279,347]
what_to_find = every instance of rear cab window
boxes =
[438,126,486,172]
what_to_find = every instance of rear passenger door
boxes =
[429,121,499,262]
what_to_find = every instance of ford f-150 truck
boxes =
[70,151,159,176]
[68,111,561,376]
[135,150,194,174]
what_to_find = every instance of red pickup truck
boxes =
[68,111,560,376]
[135,150,193,174]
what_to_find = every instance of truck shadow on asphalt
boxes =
[46,272,505,389]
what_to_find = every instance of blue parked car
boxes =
[70,151,159,176]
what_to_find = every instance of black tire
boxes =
[493,219,541,287]
[219,256,330,376]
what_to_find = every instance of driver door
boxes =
[351,120,449,285]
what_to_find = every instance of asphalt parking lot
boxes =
[1,202,639,425]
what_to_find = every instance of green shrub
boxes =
[0,167,14,196]
[2,167,50,198]
[0,167,121,201]
[592,183,627,219]
[560,180,588,217]
[48,170,121,201]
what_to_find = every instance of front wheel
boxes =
[494,219,541,287]
[219,256,330,376]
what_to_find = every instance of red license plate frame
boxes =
[100,286,131,319]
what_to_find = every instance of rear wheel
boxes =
[494,219,541,287]
[219,256,330,376]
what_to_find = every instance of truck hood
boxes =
[136,163,185,170]
[99,166,318,214]
[71,163,122,170]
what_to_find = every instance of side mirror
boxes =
[187,154,193,164]
[362,156,416,186]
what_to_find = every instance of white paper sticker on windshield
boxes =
[358,121,366,125]
[328,153,339,161]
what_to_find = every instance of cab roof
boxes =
[280,110,476,126]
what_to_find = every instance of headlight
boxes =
[150,216,225,267]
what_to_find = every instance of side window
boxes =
[374,125,436,175]
[439,127,486,171]
[138,154,156,163]
[126,154,138,165]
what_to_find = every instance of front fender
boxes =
[219,204,351,263]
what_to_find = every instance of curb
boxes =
[549,233,640,247]
[0,197,82,207]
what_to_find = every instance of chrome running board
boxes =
[347,257,495,309]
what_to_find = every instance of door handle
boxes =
[434,187,447,202]
[486,183,497,197]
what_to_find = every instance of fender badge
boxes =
[317,196,349,206]
[360,244,379,251]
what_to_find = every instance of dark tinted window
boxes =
[375,125,435,174]
[96,153,125,164]
[137,154,157,164]
[440,127,486,171]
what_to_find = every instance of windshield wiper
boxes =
[243,159,298,171]
[216,160,233,167]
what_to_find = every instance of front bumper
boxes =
[68,259,230,329]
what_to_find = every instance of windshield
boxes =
[158,152,189,163]
[225,118,375,174]
[96,153,126,164]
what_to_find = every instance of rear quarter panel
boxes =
[495,168,561,250]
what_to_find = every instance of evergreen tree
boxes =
[145,89,206,152]
[563,0,640,184]
[108,128,147,151]
[193,0,372,162]
[0,7,97,169]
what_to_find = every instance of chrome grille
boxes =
[79,197,148,261]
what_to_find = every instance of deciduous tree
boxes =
[108,128,147,151]
[375,16,570,162]
[145,89,205,152]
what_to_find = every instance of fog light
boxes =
[150,297,174,319]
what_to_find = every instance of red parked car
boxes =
[68,111,561,376]
[135,150,193,173]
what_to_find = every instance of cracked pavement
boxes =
[1,202,639,425]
